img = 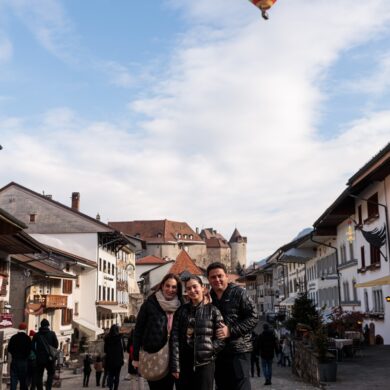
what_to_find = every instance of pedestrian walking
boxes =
[132,273,182,390]
[258,323,278,386]
[282,337,291,367]
[32,319,59,390]
[101,354,108,387]
[171,275,224,390]
[27,330,37,390]
[250,332,261,378]
[94,355,103,386]
[207,262,258,390]
[8,322,32,390]
[82,353,93,387]
[104,324,125,390]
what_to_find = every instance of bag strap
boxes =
[38,334,51,355]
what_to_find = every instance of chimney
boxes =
[45,194,52,200]
[196,227,199,234]
[71,192,80,211]
[96,213,101,221]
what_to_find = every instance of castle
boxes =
[108,220,247,272]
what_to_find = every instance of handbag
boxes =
[39,334,60,362]
[138,341,169,381]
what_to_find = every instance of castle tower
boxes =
[229,228,247,273]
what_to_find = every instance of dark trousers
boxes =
[215,352,251,390]
[96,371,102,386]
[35,361,56,390]
[261,358,273,382]
[148,373,175,390]
[107,366,121,390]
[10,359,29,390]
[250,354,260,377]
[83,371,91,387]
[176,351,214,390]
[102,369,108,387]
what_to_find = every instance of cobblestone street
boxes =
[58,362,319,390]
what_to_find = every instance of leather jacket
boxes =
[210,283,258,355]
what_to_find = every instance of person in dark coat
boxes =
[94,355,103,386]
[132,273,182,390]
[32,319,59,390]
[171,275,224,390]
[82,353,93,387]
[258,323,278,386]
[207,262,258,390]
[250,332,261,378]
[104,324,125,390]
[8,322,32,390]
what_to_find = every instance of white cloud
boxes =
[1,0,390,262]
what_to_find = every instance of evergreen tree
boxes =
[285,292,320,333]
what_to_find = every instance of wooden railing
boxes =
[33,294,67,309]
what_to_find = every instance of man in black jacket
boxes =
[32,319,59,390]
[258,323,278,386]
[8,322,32,390]
[207,262,258,390]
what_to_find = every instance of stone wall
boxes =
[292,339,321,387]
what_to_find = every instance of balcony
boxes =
[33,294,67,309]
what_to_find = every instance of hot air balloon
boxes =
[249,0,277,20]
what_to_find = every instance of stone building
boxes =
[110,220,248,271]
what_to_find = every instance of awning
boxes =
[73,318,104,338]
[355,275,390,288]
[279,295,296,306]
[97,304,128,314]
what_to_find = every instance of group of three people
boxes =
[132,261,259,390]
[8,318,59,390]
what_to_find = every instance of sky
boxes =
[1,0,390,264]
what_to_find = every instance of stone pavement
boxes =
[58,361,319,390]
[57,345,390,390]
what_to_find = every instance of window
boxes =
[364,290,369,312]
[367,193,379,220]
[339,244,347,264]
[29,213,36,223]
[62,280,73,294]
[349,242,354,260]
[370,244,381,265]
[343,282,350,302]
[103,260,107,273]
[103,287,106,301]
[99,286,101,300]
[74,302,79,316]
[357,205,363,225]
[373,289,384,312]
[352,280,358,302]
[99,258,102,271]
[360,246,366,268]
[76,275,80,288]
[61,308,73,325]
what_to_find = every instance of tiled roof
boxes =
[200,228,230,248]
[169,250,203,276]
[11,254,76,279]
[0,182,113,232]
[229,228,247,243]
[228,273,245,286]
[108,219,204,243]
[45,245,97,268]
[136,255,166,265]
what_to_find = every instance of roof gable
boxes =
[108,219,204,243]
[136,255,166,265]
[0,182,113,234]
[169,250,203,276]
